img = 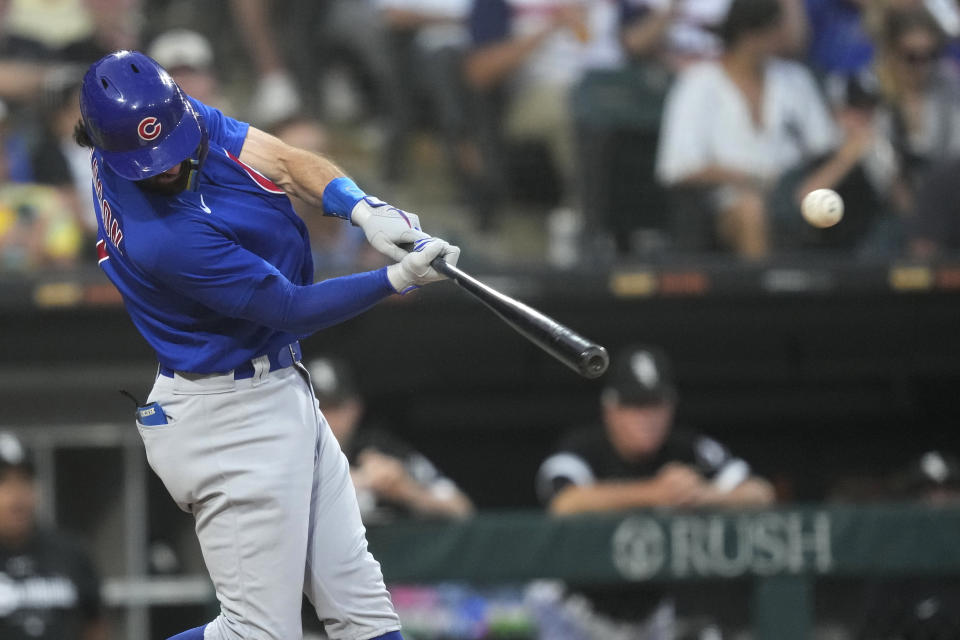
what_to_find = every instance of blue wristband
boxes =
[322,177,367,221]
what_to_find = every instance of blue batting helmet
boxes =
[80,50,205,181]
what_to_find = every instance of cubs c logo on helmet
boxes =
[137,117,162,142]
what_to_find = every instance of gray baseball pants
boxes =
[137,362,401,640]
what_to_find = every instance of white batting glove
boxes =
[386,237,461,294]
[351,197,430,262]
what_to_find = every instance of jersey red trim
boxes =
[225,150,285,194]
[96,239,109,264]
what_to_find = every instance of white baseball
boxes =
[801,189,844,228]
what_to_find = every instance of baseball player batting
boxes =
[75,51,460,640]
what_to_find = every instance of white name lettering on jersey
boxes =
[91,157,124,255]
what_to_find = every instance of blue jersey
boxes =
[90,98,393,373]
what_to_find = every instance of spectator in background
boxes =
[769,72,890,253]
[621,0,807,70]
[534,346,773,639]
[0,102,82,271]
[0,0,137,63]
[30,69,99,244]
[376,0,472,177]
[0,93,36,185]
[0,61,63,106]
[147,29,233,115]
[620,0,731,69]
[465,0,627,224]
[308,358,474,522]
[869,7,960,238]
[805,0,876,77]
[799,4,960,258]
[375,0,504,222]
[0,433,107,640]
[655,0,842,258]
[229,0,302,126]
[0,97,32,184]
[772,5,960,256]
[805,0,960,79]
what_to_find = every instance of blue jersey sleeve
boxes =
[471,0,511,46]
[188,97,249,157]
[139,218,394,334]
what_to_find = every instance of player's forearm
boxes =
[239,268,396,334]
[239,126,349,211]
[465,29,555,90]
[261,145,346,209]
[549,482,667,515]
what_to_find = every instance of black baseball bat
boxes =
[431,258,609,379]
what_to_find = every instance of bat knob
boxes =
[581,346,610,379]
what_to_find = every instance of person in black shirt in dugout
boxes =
[308,358,473,523]
[0,432,107,640]
[535,346,774,639]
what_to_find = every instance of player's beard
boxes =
[136,159,193,196]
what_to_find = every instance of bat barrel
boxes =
[581,345,610,379]
[432,257,610,379]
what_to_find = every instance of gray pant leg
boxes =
[302,403,401,640]
[141,370,317,640]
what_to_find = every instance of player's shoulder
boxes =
[123,195,221,269]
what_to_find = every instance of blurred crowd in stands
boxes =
[3,0,960,273]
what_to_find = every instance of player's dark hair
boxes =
[718,0,783,48]
[74,118,95,149]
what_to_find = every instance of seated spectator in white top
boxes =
[466,0,627,205]
[655,0,839,258]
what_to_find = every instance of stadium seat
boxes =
[572,65,673,255]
